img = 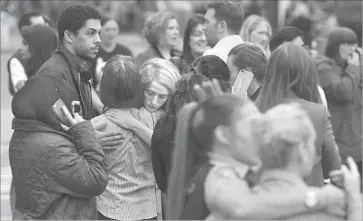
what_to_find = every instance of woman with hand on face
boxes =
[171,14,210,74]
[315,27,362,180]
[240,15,272,58]
[135,12,181,69]
[227,42,267,101]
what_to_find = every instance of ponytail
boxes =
[166,102,198,219]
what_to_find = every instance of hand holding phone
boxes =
[52,98,85,131]
[232,68,254,98]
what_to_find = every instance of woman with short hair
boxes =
[315,27,362,179]
[135,12,181,69]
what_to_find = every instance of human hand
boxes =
[319,184,346,218]
[341,157,361,198]
[104,109,137,131]
[193,79,224,102]
[96,130,125,147]
[55,105,85,131]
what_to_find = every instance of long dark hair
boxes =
[256,43,322,112]
[21,24,58,77]
[166,94,248,219]
[183,14,207,64]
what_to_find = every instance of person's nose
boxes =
[95,33,102,44]
[151,95,159,106]
[200,33,207,42]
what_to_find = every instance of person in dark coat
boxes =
[256,42,342,187]
[9,4,121,219]
[315,27,362,178]
[151,72,208,193]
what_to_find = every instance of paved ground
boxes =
[0,32,148,219]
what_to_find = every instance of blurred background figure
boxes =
[315,27,362,181]
[176,13,210,74]
[240,14,272,58]
[91,17,132,94]
[7,12,47,96]
[135,12,181,69]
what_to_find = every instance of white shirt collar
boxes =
[203,35,243,63]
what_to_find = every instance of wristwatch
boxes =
[305,190,318,208]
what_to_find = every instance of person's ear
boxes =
[214,125,230,145]
[217,20,228,34]
[297,142,309,166]
[64,30,75,44]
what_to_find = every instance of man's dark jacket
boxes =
[10,45,108,219]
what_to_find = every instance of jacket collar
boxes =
[12,118,72,140]
[55,44,92,82]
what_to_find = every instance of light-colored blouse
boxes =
[96,107,160,220]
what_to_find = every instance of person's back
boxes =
[94,54,158,220]
[96,110,157,220]
[284,97,341,186]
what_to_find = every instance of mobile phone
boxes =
[52,98,67,117]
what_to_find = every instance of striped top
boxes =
[96,107,163,220]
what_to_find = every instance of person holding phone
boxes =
[9,5,121,219]
[227,43,267,100]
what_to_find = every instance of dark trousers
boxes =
[97,212,157,220]
[356,161,362,192]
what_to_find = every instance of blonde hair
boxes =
[142,12,176,47]
[240,15,272,57]
[140,58,181,93]
[256,103,316,170]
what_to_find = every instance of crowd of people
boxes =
[6,1,362,220]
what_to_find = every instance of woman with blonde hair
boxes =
[240,15,272,58]
[135,12,181,69]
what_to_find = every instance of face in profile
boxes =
[100,19,119,44]
[19,39,31,60]
[189,23,208,55]
[71,19,102,60]
[249,22,270,49]
[204,8,220,47]
[160,18,180,48]
[228,102,262,166]
[144,80,169,112]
